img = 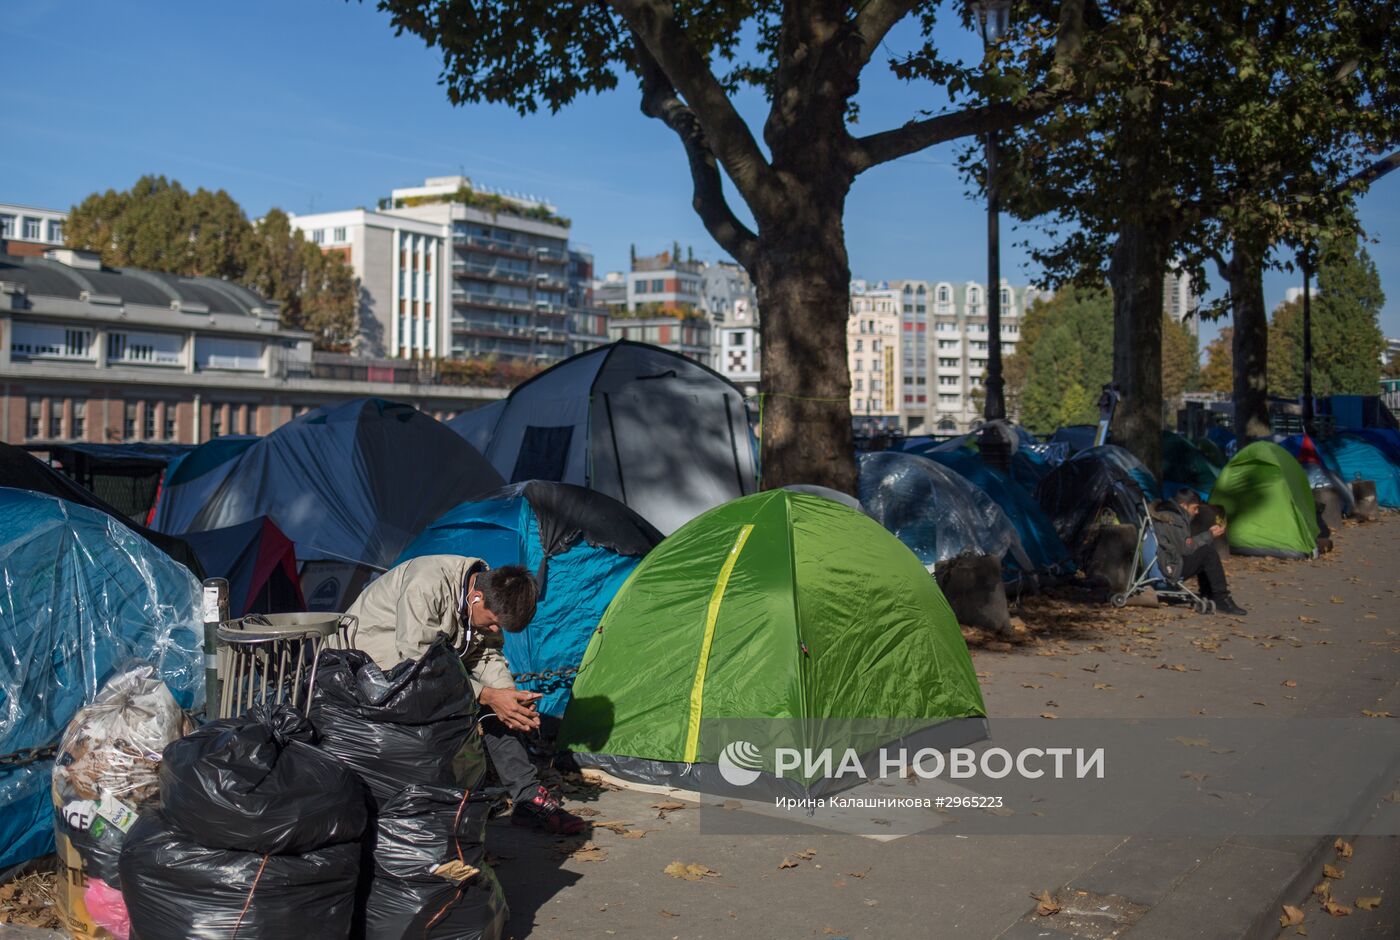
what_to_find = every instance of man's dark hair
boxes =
[476,565,539,633]
[1174,488,1202,508]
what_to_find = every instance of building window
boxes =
[22,217,41,241]
[210,405,223,439]
[854,378,864,392]
[872,339,882,353]
[65,330,90,358]
[163,405,177,441]
[48,220,64,243]
[853,359,863,372]
[940,376,959,387]
[72,401,85,439]
[332,226,347,242]
[143,403,156,440]
[48,398,64,438]
[311,229,325,245]
[854,339,863,352]
[26,399,41,439]
[0,215,14,238]
[124,402,138,440]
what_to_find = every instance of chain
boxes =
[510,666,579,686]
[0,744,59,770]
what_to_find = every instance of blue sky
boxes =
[3,0,1397,347]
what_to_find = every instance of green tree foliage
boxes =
[1267,235,1387,397]
[66,177,357,349]
[370,0,1110,492]
[1007,288,1199,434]
[1200,327,1233,394]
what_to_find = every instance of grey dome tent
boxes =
[446,399,508,454]
[481,341,758,535]
[186,399,504,570]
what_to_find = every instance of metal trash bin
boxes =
[216,613,357,718]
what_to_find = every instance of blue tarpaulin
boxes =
[0,488,202,870]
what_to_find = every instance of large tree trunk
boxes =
[752,202,857,495]
[1225,242,1271,441]
[1107,220,1169,483]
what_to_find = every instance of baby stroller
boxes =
[1110,501,1216,613]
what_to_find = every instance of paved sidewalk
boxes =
[493,516,1400,939]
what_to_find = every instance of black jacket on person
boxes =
[1149,500,1215,583]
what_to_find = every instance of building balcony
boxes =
[535,246,568,264]
[453,260,534,284]
[453,291,535,313]
[455,235,537,260]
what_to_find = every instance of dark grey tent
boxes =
[481,341,758,535]
[186,399,503,570]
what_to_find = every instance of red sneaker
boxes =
[510,785,585,835]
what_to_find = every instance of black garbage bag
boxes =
[308,641,486,806]
[364,786,507,940]
[119,811,361,940]
[159,703,368,855]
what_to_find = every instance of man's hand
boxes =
[479,686,542,732]
[1210,522,1226,539]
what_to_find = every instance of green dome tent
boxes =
[559,491,987,799]
[1208,441,1319,559]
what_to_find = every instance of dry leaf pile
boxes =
[0,869,61,929]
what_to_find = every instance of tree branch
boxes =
[634,44,758,268]
[849,0,920,73]
[1344,149,1400,190]
[605,0,773,206]
[849,98,1058,174]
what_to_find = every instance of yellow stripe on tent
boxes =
[683,524,754,763]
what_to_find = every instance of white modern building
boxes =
[0,202,67,256]
[292,176,608,366]
[1163,264,1200,337]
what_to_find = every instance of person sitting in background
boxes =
[346,554,584,834]
[1150,490,1247,616]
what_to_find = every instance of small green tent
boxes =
[559,491,987,799]
[1208,441,1319,559]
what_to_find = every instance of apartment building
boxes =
[292,176,608,366]
[606,249,713,365]
[0,248,501,446]
[1163,265,1200,337]
[0,203,66,258]
[850,278,1038,435]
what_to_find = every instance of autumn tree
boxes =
[1199,327,1233,394]
[373,0,1112,492]
[66,178,357,349]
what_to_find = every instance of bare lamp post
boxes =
[974,0,1011,468]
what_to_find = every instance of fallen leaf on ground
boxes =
[1032,890,1061,916]
[1315,879,1332,898]
[660,910,679,917]
[1361,710,1393,718]
[571,807,602,817]
[1330,596,1345,604]
[593,820,630,834]
[1173,736,1210,748]
[1283,680,1298,688]
[1181,771,1206,782]
[664,861,720,881]
[1323,864,1345,880]
[566,841,608,862]
[847,867,870,879]
[1093,682,1114,691]
[779,856,801,869]
[1298,615,1320,624]
[1021,683,1042,689]
[623,829,659,839]
[795,848,817,859]
[1386,790,1400,803]
[1356,896,1381,911]
[1280,905,1305,927]
[1159,663,1187,672]
[1322,899,1352,917]
[1335,839,1353,859]
[652,801,687,812]
[1040,712,1058,720]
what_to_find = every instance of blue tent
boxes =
[1278,435,1358,515]
[921,449,1074,578]
[1162,430,1221,500]
[0,489,202,871]
[396,481,661,719]
[149,435,260,535]
[1351,429,1400,469]
[1313,434,1400,509]
[1035,446,1150,559]
[903,434,1050,494]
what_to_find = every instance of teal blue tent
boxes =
[0,489,202,871]
[395,482,661,719]
[1328,433,1400,508]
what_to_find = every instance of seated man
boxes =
[347,554,584,834]
[1150,490,1247,616]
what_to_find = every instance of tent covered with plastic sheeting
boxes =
[1034,445,1149,559]
[1050,425,1098,455]
[148,436,259,535]
[1322,433,1400,508]
[482,341,758,535]
[0,442,203,577]
[558,491,987,799]
[183,516,306,618]
[902,432,1051,494]
[1208,441,1319,559]
[183,399,504,570]
[446,399,508,454]
[1278,435,1356,515]
[858,452,1032,574]
[1162,430,1221,500]
[921,449,1074,578]
[395,482,662,720]
[0,488,203,871]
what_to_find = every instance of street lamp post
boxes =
[1300,247,1315,435]
[974,0,1011,470]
